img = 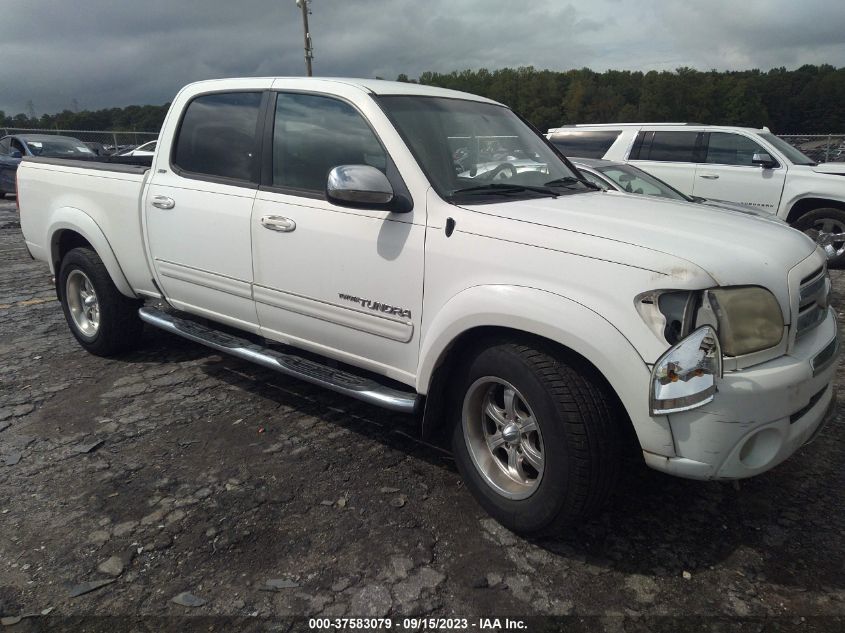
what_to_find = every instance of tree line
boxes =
[3,64,844,134]
[1,104,169,133]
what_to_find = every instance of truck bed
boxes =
[17,155,157,298]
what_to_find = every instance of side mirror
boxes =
[752,152,777,169]
[10,150,22,159]
[327,165,396,209]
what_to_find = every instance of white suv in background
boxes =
[547,123,845,264]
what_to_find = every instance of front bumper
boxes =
[643,307,839,480]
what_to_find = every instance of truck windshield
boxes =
[377,95,591,202]
[758,133,816,166]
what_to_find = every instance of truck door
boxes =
[250,91,425,381]
[692,132,786,212]
[144,90,267,332]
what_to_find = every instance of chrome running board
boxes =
[138,306,419,413]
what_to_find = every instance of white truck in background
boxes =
[548,123,845,265]
[17,78,839,535]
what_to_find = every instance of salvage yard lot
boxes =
[0,198,843,627]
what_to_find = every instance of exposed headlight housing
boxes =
[637,286,784,357]
[650,326,721,415]
[701,287,784,356]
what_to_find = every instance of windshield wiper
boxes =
[544,176,598,190]
[449,183,559,198]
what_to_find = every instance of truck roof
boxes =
[183,77,503,106]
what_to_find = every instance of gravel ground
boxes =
[0,197,843,631]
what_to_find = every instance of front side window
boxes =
[639,131,700,163]
[271,93,387,192]
[705,132,767,166]
[378,96,590,202]
[758,132,814,165]
[11,139,26,155]
[549,130,621,158]
[173,92,262,182]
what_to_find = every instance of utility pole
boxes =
[296,0,313,76]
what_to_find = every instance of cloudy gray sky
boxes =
[2,0,845,116]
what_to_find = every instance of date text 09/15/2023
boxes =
[308,617,528,630]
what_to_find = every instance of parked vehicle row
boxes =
[548,123,845,264]
[0,134,96,197]
[117,140,157,157]
[572,158,786,222]
[17,78,838,535]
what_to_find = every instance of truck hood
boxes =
[810,163,845,175]
[458,191,816,287]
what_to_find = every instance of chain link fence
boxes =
[0,127,158,155]
[779,134,845,163]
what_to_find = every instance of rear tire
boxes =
[451,339,621,536]
[58,247,144,356]
[793,207,845,267]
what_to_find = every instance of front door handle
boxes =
[151,195,175,209]
[698,174,720,180]
[261,215,296,232]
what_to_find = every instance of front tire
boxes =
[793,207,845,267]
[451,339,621,536]
[58,247,143,356]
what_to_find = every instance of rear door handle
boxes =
[151,195,175,209]
[698,174,719,180]
[261,215,296,232]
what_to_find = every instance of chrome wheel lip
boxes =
[804,218,845,259]
[462,376,545,501]
[66,270,100,339]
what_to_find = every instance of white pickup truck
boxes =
[18,78,839,535]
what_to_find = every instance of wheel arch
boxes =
[48,207,136,298]
[786,197,845,225]
[417,285,674,457]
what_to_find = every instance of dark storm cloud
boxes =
[1,0,844,116]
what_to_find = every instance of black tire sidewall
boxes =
[451,344,577,534]
[794,207,845,267]
[58,248,131,354]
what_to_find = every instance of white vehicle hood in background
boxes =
[811,163,845,175]
[459,191,817,307]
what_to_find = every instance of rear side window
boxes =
[634,131,700,162]
[705,132,766,166]
[549,130,621,158]
[271,93,387,192]
[173,92,263,182]
[0,138,10,155]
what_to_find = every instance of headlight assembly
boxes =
[702,287,784,356]
[637,286,784,357]
[651,326,721,415]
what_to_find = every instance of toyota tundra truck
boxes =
[17,78,840,535]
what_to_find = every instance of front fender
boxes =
[47,207,136,298]
[417,284,675,457]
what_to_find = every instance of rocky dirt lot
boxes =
[0,197,843,631]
